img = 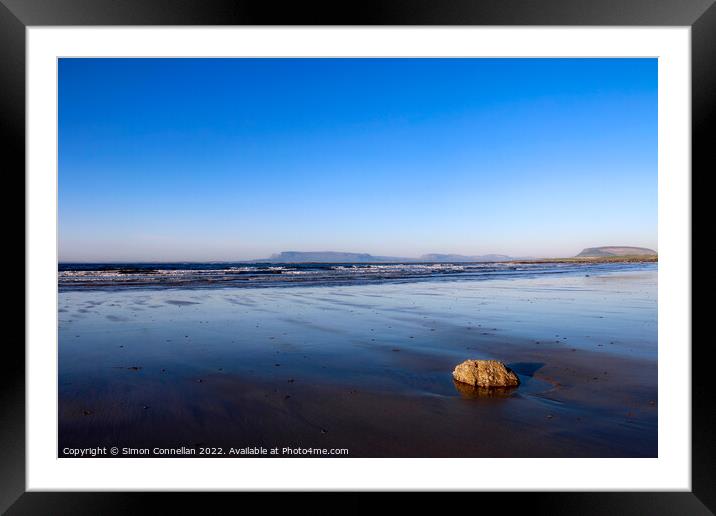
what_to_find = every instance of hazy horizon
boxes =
[59,58,657,262]
[58,245,659,264]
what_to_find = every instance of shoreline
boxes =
[506,255,657,264]
[59,255,658,267]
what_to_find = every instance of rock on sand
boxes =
[452,360,520,388]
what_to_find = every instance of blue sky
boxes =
[59,58,657,262]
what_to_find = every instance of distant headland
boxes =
[251,248,657,264]
[575,246,657,257]
[254,251,516,263]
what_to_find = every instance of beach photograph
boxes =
[58,57,657,458]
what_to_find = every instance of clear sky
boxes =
[59,58,657,262]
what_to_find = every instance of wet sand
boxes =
[58,267,657,457]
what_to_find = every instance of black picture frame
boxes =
[3,0,713,512]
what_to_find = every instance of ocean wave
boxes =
[56,261,656,291]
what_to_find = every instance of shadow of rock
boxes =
[507,362,545,377]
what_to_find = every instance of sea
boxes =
[58,261,656,290]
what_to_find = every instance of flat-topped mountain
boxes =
[576,246,657,257]
[419,253,512,262]
[263,251,397,263]
[255,251,514,263]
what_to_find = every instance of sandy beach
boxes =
[58,264,657,457]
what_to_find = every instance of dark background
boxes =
[2,0,714,513]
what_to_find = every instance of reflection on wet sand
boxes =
[58,267,657,457]
[452,381,518,399]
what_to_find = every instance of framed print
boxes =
[4,0,714,512]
